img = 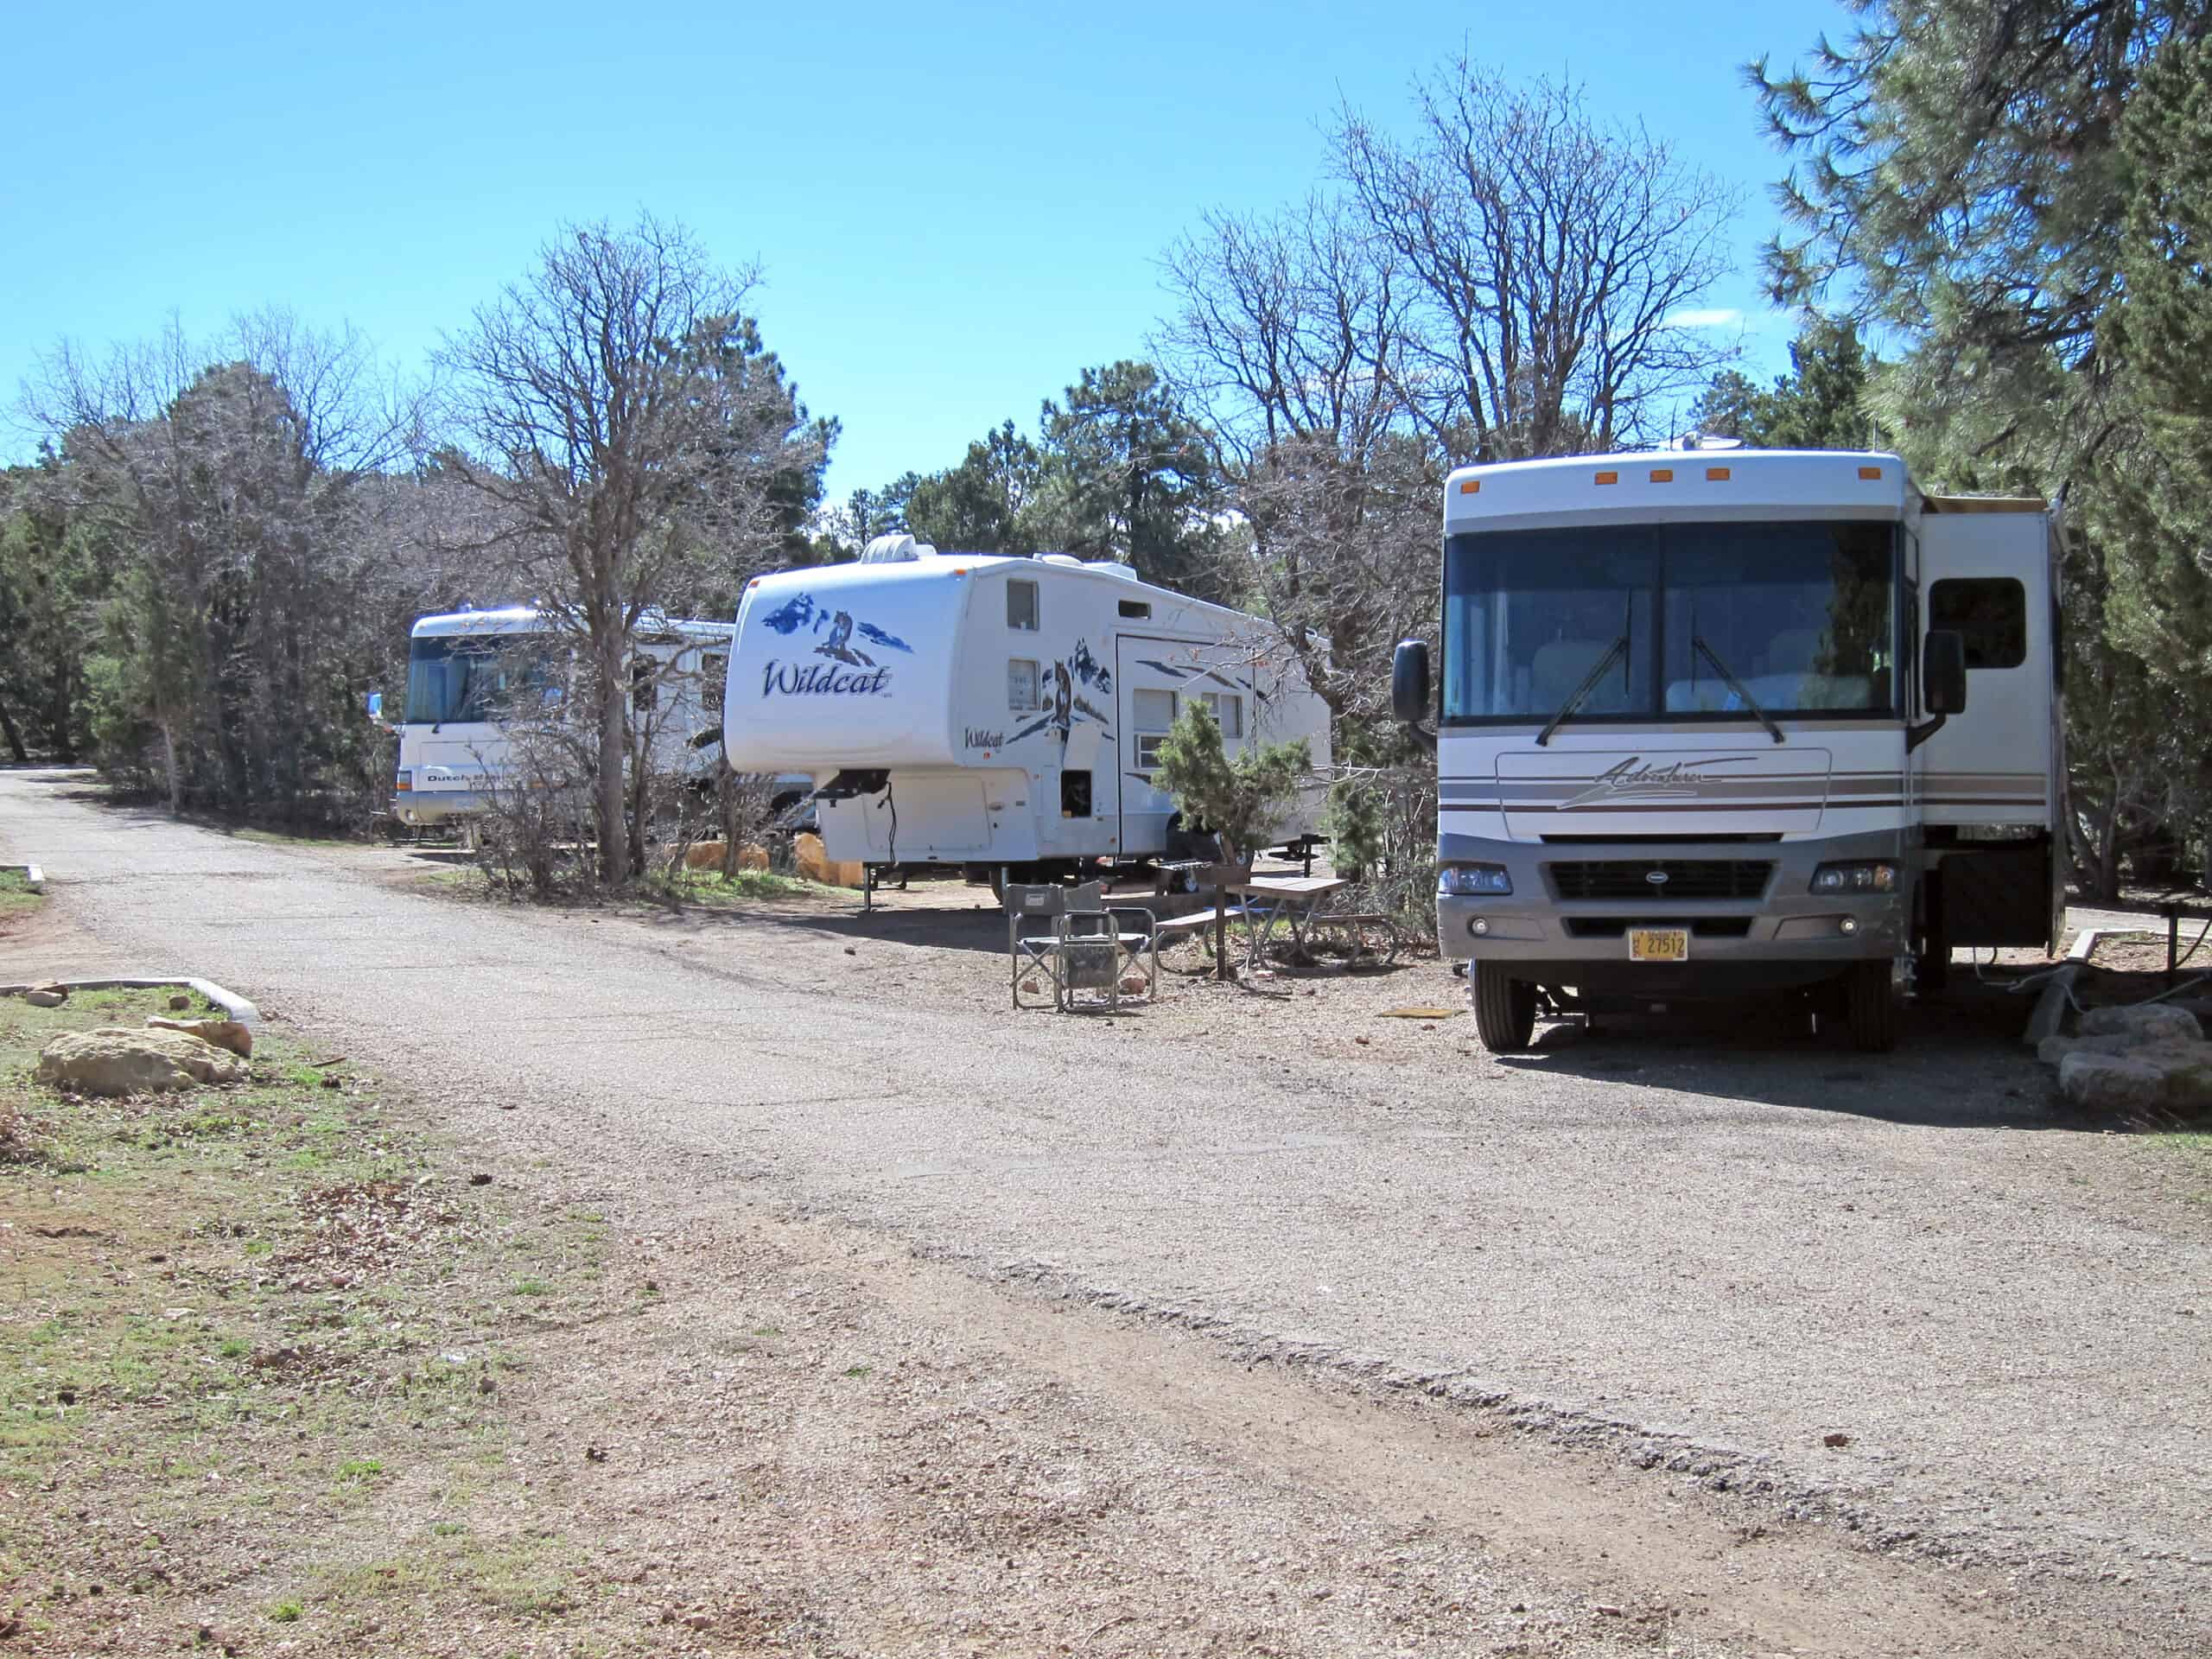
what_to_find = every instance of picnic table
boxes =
[1229,875,1397,971]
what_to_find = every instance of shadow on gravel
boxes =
[1493,979,2089,1132]
[643,899,1014,958]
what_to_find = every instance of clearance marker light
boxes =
[1859,465,1884,480]
[1706,466,1732,480]
[1459,479,1480,494]
[1649,467,1674,482]
[1594,470,1619,486]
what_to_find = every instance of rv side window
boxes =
[1118,599,1150,620]
[632,659,658,711]
[1007,658,1041,711]
[1007,579,1039,632]
[1199,691,1243,739]
[702,652,728,687]
[1929,577,2027,669]
[1134,689,1178,769]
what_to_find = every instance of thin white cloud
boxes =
[1661,307,1745,330]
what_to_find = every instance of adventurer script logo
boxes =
[757,591,912,698]
[1560,756,1750,810]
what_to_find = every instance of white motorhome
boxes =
[1392,448,2063,1052]
[720,537,1332,884]
[391,607,740,828]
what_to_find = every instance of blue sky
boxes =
[1,0,1847,501]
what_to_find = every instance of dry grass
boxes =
[0,987,612,1656]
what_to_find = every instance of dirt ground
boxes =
[5,785,2208,1659]
[2,895,2147,1659]
[1,972,2028,1659]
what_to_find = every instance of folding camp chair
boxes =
[1053,904,1160,1013]
[1007,880,1104,1008]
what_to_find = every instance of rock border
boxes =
[0,976,261,1028]
[0,861,43,893]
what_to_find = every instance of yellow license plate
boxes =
[1629,928,1689,963]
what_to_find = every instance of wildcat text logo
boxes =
[760,661,892,698]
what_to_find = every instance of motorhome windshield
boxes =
[1441,520,1897,725]
[404,633,554,726]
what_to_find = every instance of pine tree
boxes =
[1692,317,1881,448]
[2094,30,2212,844]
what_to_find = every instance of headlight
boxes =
[1810,860,1897,894]
[1440,863,1513,896]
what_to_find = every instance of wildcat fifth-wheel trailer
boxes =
[720,537,1332,887]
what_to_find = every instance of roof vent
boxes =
[1037,553,1084,567]
[860,533,937,564]
[1669,433,1745,452]
[1084,561,1140,580]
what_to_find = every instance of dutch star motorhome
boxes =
[720,537,1331,884]
[1392,448,2063,1053]
[392,608,735,828]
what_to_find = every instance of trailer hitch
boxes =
[814,768,890,802]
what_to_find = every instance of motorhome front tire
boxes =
[1471,963,1537,1052]
[1843,960,1899,1052]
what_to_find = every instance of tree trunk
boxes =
[160,718,183,818]
[594,634,628,886]
[48,662,76,763]
[0,695,29,765]
[2094,796,2122,903]
[718,763,743,880]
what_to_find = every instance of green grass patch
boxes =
[230,826,361,849]
[655,868,842,906]
[0,985,621,1653]
[0,868,40,913]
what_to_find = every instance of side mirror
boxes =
[1391,639,1431,727]
[1923,629,1967,715]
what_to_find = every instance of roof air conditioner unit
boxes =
[860,534,937,564]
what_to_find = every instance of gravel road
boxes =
[3,768,2206,1653]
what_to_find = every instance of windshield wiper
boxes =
[1693,635,1784,743]
[1535,634,1630,747]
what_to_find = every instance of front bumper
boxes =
[1437,830,1910,995]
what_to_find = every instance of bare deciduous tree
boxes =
[1158,192,1412,469]
[1157,60,1738,912]
[437,214,830,881]
[1336,59,1740,461]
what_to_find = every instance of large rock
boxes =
[145,1016,252,1058]
[36,1027,249,1096]
[791,832,867,889]
[2058,1043,2212,1113]
[2037,1031,2152,1066]
[2077,1002,2202,1045]
[682,841,770,873]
